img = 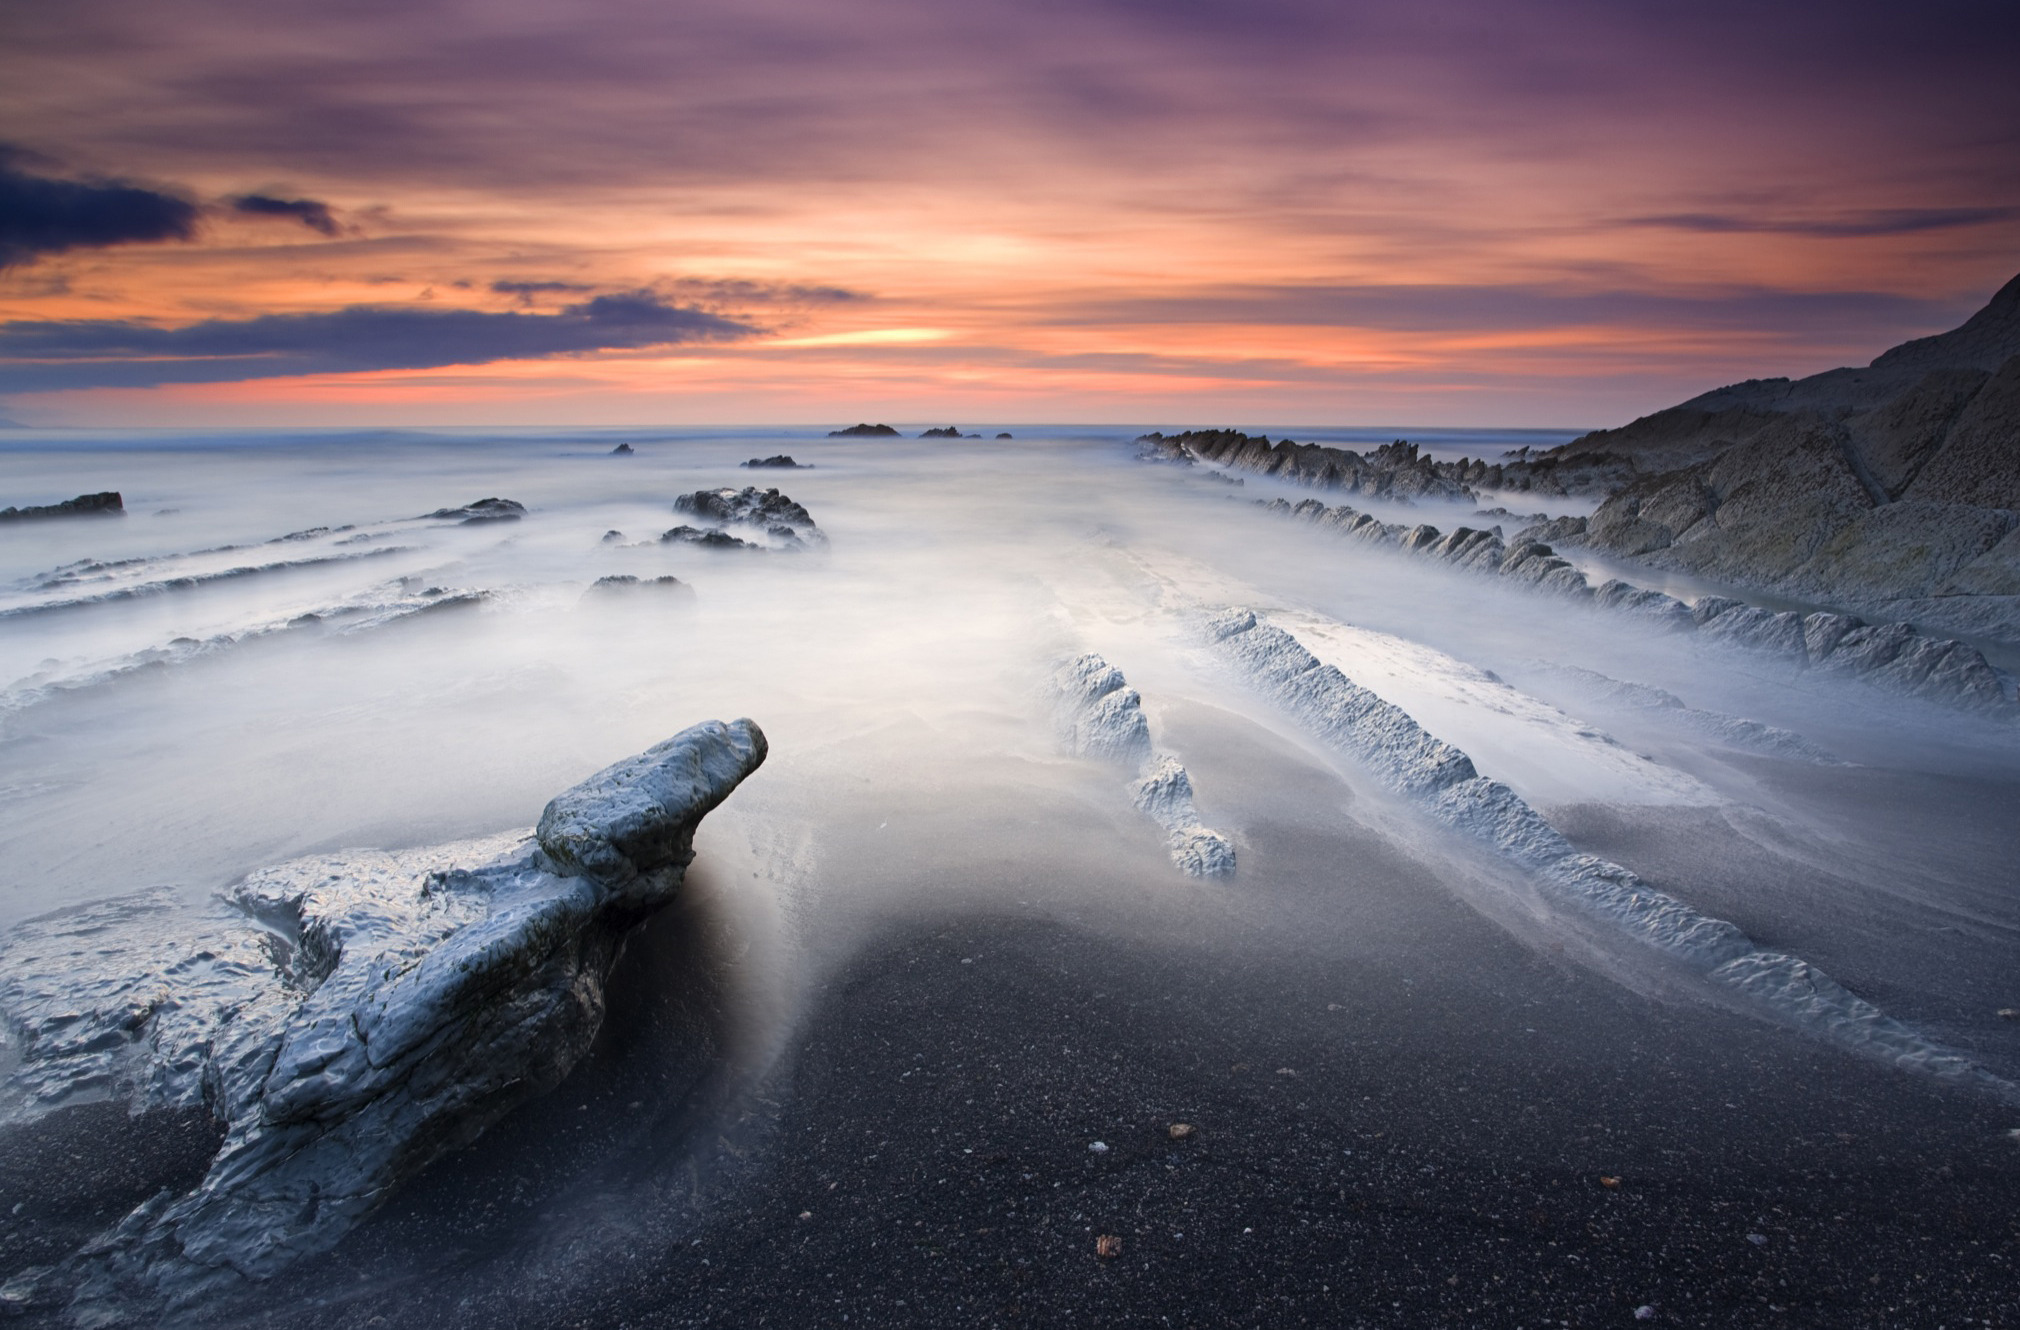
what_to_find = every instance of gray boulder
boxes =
[0,720,767,1319]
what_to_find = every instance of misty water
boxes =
[2,427,2017,1325]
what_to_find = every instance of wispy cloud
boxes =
[229,193,341,235]
[1625,208,2017,238]
[0,293,754,391]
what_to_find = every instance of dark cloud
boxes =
[491,279,596,301]
[229,193,340,235]
[0,292,755,392]
[0,146,198,267]
[1626,208,2018,238]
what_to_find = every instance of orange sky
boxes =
[3,0,2016,429]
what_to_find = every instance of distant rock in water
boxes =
[741,455,805,468]
[610,442,635,455]
[996,432,1013,439]
[919,426,962,438]
[1137,431,1471,502]
[601,529,626,543]
[418,497,526,524]
[0,720,767,1320]
[0,491,123,522]
[660,525,758,549]
[669,486,826,549]
[1517,270,2020,646]
[827,423,899,437]
[585,573,693,602]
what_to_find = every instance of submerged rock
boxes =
[417,497,526,524]
[0,492,124,522]
[584,574,693,602]
[0,720,767,1319]
[609,442,635,455]
[660,525,758,549]
[741,455,804,468]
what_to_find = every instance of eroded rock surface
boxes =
[0,493,123,522]
[1053,654,1234,878]
[1200,606,2009,1095]
[0,719,767,1321]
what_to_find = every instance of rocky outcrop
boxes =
[1138,431,1477,502]
[584,574,693,602]
[1254,494,2013,712]
[1053,654,1234,879]
[1200,606,2009,1096]
[826,423,898,437]
[0,492,123,522]
[668,487,826,550]
[0,720,766,1320]
[1538,272,2020,643]
[418,497,526,524]
[919,427,979,439]
[609,443,635,455]
[741,455,804,468]
[995,433,1013,440]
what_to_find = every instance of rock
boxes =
[826,423,899,437]
[418,497,526,524]
[609,442,635,455]
[1054,655,1234,878]
[919,427,962,438]
[670,487,825,548]
[995,432,1013,439]
[741,455,804,468]
[0,720,767,1318]
[0,492,124,521]
[1202,606,2005,1089]
[601,529,626,543]
[1137,430,1471,500]
[584,574,693,602]
[659,525,757,549]
[1516,272,2020,645]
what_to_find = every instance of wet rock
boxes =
[0,720,767,1319]
[741,455,804,468]
[660,525,757,549]
[919,427,962,438]
[826,423,899,437]
[669,487,825,548]
[584,574,693,602]
[609,443,634,455]
[995,432,1013,439]
[418,497,526,524]
[0,492,123,522]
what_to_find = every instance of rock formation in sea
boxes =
[741,455,805,468]
[1510,271,2020,645]
[0,492,124,522]
[584,573,693,602]
[919,427,963,438]
[0,720,767,1321]
[826,423,899,437]
[995,433,1013,440]
[417,497,527,524]
[668,487,826,549]
[609,443,635,455]
[1053,654,1235,879]
[1137,432,1472,502]
[1247,494,2011,712]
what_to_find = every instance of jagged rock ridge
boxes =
[1053,654,1234,879]
[0,492,123,522]
[1252,494,2012,712]
[665,487,826,550]
[1199,605,2011,1097]
[0,720,767,1320]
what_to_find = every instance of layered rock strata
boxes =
[0,719,767,1319]
[1255,495,2012,712]
[0,492,123,522]
[1053,654,1234,879]
[1200,606,2008,1095]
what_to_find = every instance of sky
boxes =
[2,0,2018,430]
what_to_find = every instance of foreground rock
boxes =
[1053,654,1234,878]
[0,720,767,1320]
[667,487,826,549]
[827,423,899,437]
[1527,271,2020,644]
[0,492,123,522]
